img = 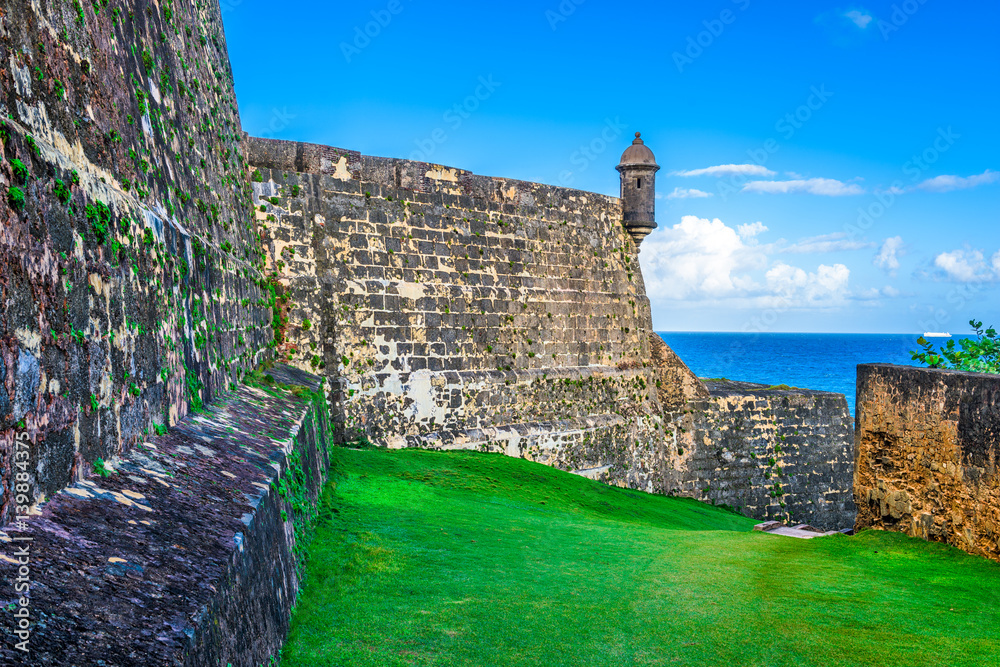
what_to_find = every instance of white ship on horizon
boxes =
[922,332,952,338]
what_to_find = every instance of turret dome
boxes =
[618,132,657,167]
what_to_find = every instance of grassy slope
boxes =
[283,449,1000,667]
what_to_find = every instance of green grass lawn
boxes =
[282,448,1000,667]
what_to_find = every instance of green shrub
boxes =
[92,458,112,477]
[7,186,25,210]
[912,320,999,374]
[53,178,71,203]
[85,200,112,244]
[10,158,28,183]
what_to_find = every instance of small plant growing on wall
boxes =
[7,186,25,211]
[53,179,72,203]
[92,458,113,478]
[9,158,29,183]
[85,200,112,244]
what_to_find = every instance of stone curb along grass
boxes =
[0,365,332,666]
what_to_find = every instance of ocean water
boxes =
[655,332,966,417]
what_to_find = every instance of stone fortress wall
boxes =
[245,137,655,447]
[0,0,331,662]
[0,0,272,525]
[0,0,856,538]
[247,137,857,530]
[855,364,1000,562]
[0,0,864,661]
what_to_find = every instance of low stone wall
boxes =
[444,373,855,530]
[673,380,856,529]
[0,365,331,666]
[855,363,1000,561]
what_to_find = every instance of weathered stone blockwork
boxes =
[0,0,271,524]
[855,364,1000,561]
[246,138,856,529]
[0,365,330,665]
[246,137,656,448]
[674,380,855,529]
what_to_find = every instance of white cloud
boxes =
[742,178,865,196]
[917,170,1000,193]
[766,263,851,303]
[933,248,994,282]
[779,232,875,254]
[845,10,873,28]
[856,285,901,301]
[874,236,904,274]
[640,216,765,300]
[765,263,809,294]
[993,251,1000,276]
[737,221,768,241]
[665,187,713,200]
[674,164,777,178]
[878,184,908,196]
[639,216,856,309]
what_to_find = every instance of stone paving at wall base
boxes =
[0,365,330,666]
[753,520,842,539]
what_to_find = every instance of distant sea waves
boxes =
[655,332,962,416]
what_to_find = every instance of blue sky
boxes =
[223,0,999,334]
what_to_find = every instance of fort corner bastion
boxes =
[245,134,857,531]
